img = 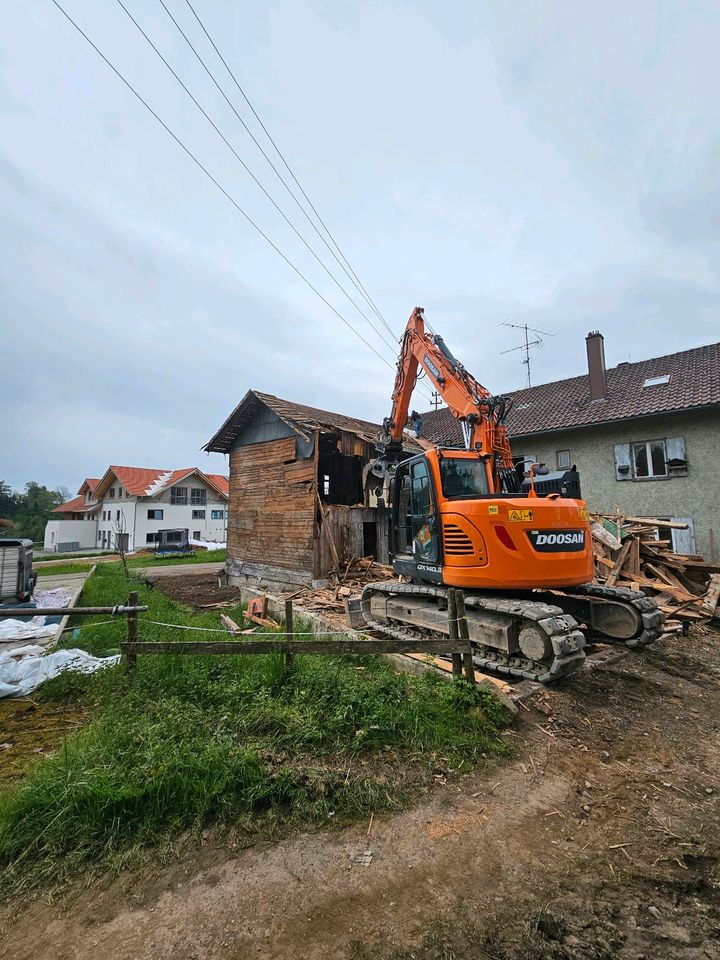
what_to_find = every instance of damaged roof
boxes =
[204,389,386,453]
[418,340,720,443]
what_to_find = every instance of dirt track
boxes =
[2,628,719,959]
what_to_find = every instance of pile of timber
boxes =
[281,557,397,627]
[591,514,720,631]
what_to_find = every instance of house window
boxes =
[146,532,157,544]
[147,509,164,520]
[97,531,102,541]
[211,509,224,520]
[109,488,115,499]
[170,487,187,505]
[190,488,206,505]
[193,530,201,539]
[192,510,206,520]
[615,437,687,481]
[116,510,120,520]
[632,440,667,478]
[556,450,571,470]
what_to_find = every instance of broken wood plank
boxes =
[591,522,621,551]
[220,613,242,634]
[403,652,512,693]
[700,574,720,617]
[606,537,634,586]
[623,517,689,529]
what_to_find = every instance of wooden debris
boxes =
[700,574,720,617]
[242,595,280,629]
[591,513,719,624]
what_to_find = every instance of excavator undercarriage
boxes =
[361,580,665,684]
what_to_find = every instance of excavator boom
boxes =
[379,307,513,489]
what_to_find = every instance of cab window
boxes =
[440,458,489,498]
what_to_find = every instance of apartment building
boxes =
[44,466,229,553]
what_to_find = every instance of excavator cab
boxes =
[389,446,595,590]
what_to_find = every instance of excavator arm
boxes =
[379,307,514,489]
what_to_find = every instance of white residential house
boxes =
[44,466,229,553]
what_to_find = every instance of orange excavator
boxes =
[361,307,663,682]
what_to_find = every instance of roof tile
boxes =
[418,340,720,442]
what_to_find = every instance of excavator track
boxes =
[562,582,665,649]
[360,581,586,684]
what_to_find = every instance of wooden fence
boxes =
[121,590,477,685]
[1,589,477,686]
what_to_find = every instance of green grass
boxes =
[34,550,226,578]
[33,551,117,563]
[36,562,95,577]
[126,548,226,568]
[0,564,511,897]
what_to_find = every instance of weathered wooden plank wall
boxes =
[228,436,316,575]
[317,505,390,574]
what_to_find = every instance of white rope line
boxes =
[140,617,466,638]
[61,619,120,633]
[142,620,356,637]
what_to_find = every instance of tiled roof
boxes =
[205,474,230,496]
[92,466,230,500]
[205,389,388,453]
[417,340,720,442]
[77,477,100,496]
[52,495,100,515]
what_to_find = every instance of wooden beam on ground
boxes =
[403,652,512,694]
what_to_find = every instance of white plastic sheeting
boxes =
[0,619,57,644]
[0,644,120,698]
[189,539,226,551]
[0,587,73,643]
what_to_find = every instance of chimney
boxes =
[586,330,607,401]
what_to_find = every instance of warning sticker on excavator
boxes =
[579,508,588,520]
[488,505,499,515]
[508,509,534,522]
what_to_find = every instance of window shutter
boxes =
[613,443,632,480]
[665,437,688,475]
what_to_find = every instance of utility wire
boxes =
[48,0,395,372]
[115,0,400,360]
[161,0,396,343]
[182,0,396,341]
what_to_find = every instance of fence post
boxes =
[455,590,476,685]
[126,590,138,677]
[284,599,294,669]
[447,588,462,678]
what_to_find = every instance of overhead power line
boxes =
[181,0,395,341]
[160,0,395,343]
[115,0,400,359]
[48,0,395,372]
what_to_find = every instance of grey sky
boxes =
[1,0,718,492]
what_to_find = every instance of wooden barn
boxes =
[204,391,418,590]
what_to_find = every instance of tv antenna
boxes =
[429,390,443,411]
[501,321,554,387]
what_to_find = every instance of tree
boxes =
[0,481,20,523]
[10,482,67,543]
